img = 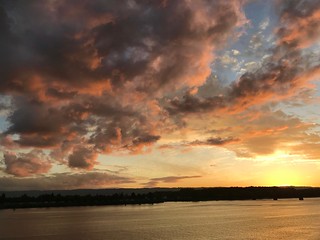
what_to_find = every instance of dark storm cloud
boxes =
[166,93,225,115]
[17,135,64,148]
[4,97,74,148]
[0,0,245,95]
[6,100,65,135]
[0,0,245,173]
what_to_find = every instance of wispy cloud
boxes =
[144,175,201,187]
[0,172,135,191]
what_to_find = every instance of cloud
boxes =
[0,0,246,173]
[132,134,161,146]
[277,0,320,48]
[1,0,319,187]
[190,137,240,146]
[158,136,240,153]
[68,147,98,170]
[124,134,161,154]
[144,175,201,187]
[291,142,320,160]
[165,102,320,160]
[0,0,245,95]
[166,93,225,115]
[0,172,135,191]
[6,99,65,135]
[3,150,51,177]
[167,0,320,116]
[259,17,270,30]
[218,108,320,158]
[231,49,240,56]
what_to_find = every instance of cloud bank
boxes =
[0,0,319,189]
[0,0,246,175]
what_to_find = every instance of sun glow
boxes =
[253,151,308,186]
[265,168,303,186]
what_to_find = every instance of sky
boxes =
[0,0,320,191]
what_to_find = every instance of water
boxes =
[1,198,320,240]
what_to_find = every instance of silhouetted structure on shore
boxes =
[1,187,320,209]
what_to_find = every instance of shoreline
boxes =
[2,186,320,210]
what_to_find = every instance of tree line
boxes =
[1,187,320,209]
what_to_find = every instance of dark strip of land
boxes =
[1,187,320,209]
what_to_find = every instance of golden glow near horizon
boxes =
[264,169,303,187]
[250,151,318,187]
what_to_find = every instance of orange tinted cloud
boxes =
[3,151,51,177]
[0,0,247,173]
[167,1,320,116]
[223,109,320,158]
[278,1,320,48]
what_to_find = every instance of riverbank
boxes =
[1,186,320,209]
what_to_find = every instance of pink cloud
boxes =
[3,151,51,177]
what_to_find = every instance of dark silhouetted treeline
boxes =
[1,187,320,209]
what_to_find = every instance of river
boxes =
[1,198,320,239]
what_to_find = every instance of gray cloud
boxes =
[167,93,225,115]
[190,137,240,146]
[68,147,98,170]
[0,172,135,191]
[0,0,245,172]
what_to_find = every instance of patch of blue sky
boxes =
[0,94,11,132]
[210,0,278,86]
[278,85,320,134]
[0,117,9,133]
[243,0,275,27]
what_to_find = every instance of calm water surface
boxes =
[1,198,320,240]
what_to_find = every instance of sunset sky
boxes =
[0,0,320,190]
